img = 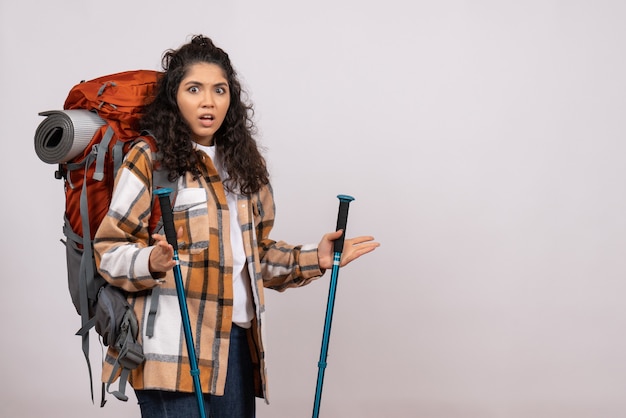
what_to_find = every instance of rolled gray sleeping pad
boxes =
[34,109,106,164]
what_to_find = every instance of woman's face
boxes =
[176,62,230,146]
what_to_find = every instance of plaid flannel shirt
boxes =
[94,141,323,399]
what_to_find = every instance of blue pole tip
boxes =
[337,194,355,202]
[154,188,173,196]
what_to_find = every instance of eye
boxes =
[215,86,227,95]
[188,86,200,93]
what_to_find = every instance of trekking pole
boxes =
[154,188,206,418]
[312,194,355,418]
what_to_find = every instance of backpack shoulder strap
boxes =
[142,134,179,338]
[145,168,178,338]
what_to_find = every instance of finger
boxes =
[156,239,170,249]
[346,235,376,245]
[152,233,168,243]
[340,242,380,266]
[354,243,380,256]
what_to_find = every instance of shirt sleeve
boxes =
[254,184,324,291]
[94,142,163,292]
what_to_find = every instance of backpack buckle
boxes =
[117,341,145,370]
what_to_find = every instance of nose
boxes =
[201,91,214,108]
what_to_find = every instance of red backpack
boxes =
[62,70,161,243]
[35,70,168,405]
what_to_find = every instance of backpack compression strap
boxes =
[72,148,100,403]
[104,310,145,403]
[67,124,123,404]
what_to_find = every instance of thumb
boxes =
[330,229,344,240]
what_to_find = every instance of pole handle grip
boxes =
[154,188,178,251]
[334,194,355,254]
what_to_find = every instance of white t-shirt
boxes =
[195,143,255,328]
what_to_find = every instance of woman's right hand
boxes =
[149,227,182,272]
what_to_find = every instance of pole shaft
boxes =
[312,195,355,418]
[155,188,206,418]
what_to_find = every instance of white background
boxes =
[2,1,626,417]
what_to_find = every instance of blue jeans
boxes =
[135,325,256,418]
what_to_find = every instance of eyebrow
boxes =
[182,80,229,88]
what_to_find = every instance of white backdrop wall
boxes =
[2,1,626,417]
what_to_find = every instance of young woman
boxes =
[94,34,379,418]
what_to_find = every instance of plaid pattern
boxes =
[94,142,323,399]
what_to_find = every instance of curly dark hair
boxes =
[141,34,269,195]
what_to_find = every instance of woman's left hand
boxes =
[317,230,380,270]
